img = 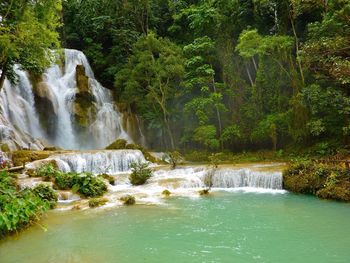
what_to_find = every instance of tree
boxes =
[183,36,226,149]
[115,33,184,149]
[0,0,61,89]
[300,1,350,85]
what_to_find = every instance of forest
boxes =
[1,0,350,153]
[1,1,350,258]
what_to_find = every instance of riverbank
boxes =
[283,160,350,202]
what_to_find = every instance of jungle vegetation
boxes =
[1,0,349,153]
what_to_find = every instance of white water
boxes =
[0,67,44,150]
[21,157,285,208]
[211,168,282,189]
[0,49,131,150]
[46,150,146,174]
[104,165,285,207]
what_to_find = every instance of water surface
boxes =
[1,192,349,263]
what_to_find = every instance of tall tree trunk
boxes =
[164,114,175,150]
[252,57,258,72]
[246,66,254,87]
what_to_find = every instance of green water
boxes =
[1,192,349,263]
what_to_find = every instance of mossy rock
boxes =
[88,197,108,208]
[198,189,210,195]
[75,65,89,93]
[1,143,10,152]
[98,173,115,185]
[120,195,136,205]
[106,139,127,150]
[106,140,157,163]
[316,184,350,202]
[283,160,350,202]
[43,146,58,151]
[162,189,171,197]
[11,150,53,166]
[72,204,82,210]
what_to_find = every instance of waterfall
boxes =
[0,68,44,150]
[152,167,283,190]
[210,168,282,189]
[49,150,146,174]
[0,49,133,150]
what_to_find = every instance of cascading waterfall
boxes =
[41,49,131,149]
[47,150,146,174]
[152,166,283,190]
[0,67,44,150]
[210,168,282,189]
[0,49,133,150]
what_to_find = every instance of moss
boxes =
[162,189,171,197]
[120,195,136,205]
[11,150,53,166]
[43,146,58,151]
[106,139,127,150]
[1,143,10,152]
[88,197,108,208]
[106,140,157,163]
[316,184,350,201]
[75,65,89,93]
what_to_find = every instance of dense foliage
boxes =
[61,0,350,153]
[129,161,153,185]
[0,172,56,237]
[34,164,107,197]
[283,160,350,201]
[0,0,62,89]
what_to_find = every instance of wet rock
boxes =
[162,189,171,197]
[120,195,136,205]
[73,65,97,129]
[88,197,108,208]
[30,74,58,137]
[198,189,210,195]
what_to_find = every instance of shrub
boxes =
[283,160,350,201]
[32,184,58,209]
[167,151,183,169]
[0,172,51,237]
[120,195,136,205]
[34,163,59,181]
[129,161,152,185]
[88,197,108,208]
[73,173,107,197]
[208,153,223,168]
[98,174,115,185]
[54,172,79,190]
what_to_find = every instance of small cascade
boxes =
[50,150,146,174]
[210,168,283,189]
[152,167,283,190]
[152,167,206,189]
